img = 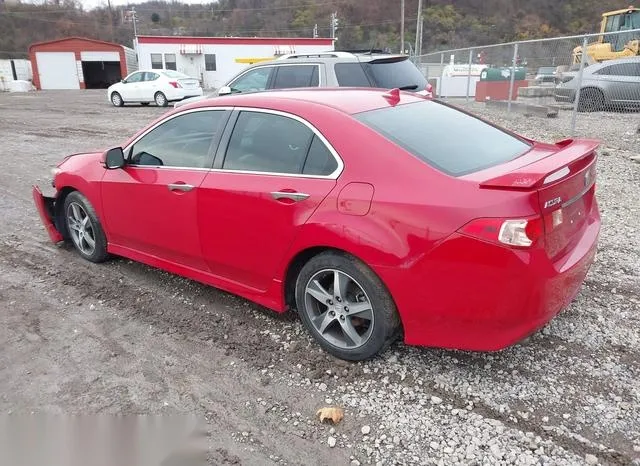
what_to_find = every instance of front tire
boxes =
[110,92,123,107]
[295,251,401,361]
[154,92,168,107]
[63,191,108,263]
[577,88,604,112]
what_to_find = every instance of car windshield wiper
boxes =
[399,85,419,90]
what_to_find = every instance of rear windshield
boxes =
[163,70,190,79]
[355,101,531,176]
[538,67,556,74]
[362,58,427,91]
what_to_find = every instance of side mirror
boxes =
[218,85,232,96]
[121,79,126,84]
[105,147,125,169]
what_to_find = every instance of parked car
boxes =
[108,69,203,107]
[554,57,640,111]
[174,50,431,108]
[34,88,600,361]
[534,66,557,84]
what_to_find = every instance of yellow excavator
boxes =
[572,6,640,64]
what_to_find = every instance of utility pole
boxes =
[125,6,138,37]
[418,16,424,56]
[400,0,405,54]
[415,0,423,59]
[330,12,338,40]
[313,23,318,39]
[107,0,115,42]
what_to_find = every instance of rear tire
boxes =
[154,92,168,107]
[63,191,108,263]
[577,88,604,112]
[110,92,123,107]
[295,251,401,361]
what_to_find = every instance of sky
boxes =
[78,0,211,10]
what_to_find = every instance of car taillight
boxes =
[169,81,182,88]
[459,216,545,248]
[425,83,433,98]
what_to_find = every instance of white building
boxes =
[134,35,335,90]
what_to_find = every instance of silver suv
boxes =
[175,51,430,107]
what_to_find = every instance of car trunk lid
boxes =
[478,138,599,258]
[178,78,200,90]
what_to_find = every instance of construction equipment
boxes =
[572,6,640,64]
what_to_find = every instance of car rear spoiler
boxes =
[479,139,600,190]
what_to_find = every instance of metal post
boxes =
[400,0,405,54]
[439,52,445,98]
[415,0,422,58]
[466,48,473,102]
[418,16,424,57]
[570,36,589,136]
[507,43,518,113]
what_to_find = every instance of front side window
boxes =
[595,64,640,76]
[223,111,315,174]
[335,63,372,87]
[356,101,531,176]
[150,53,163,70]
[125,72,144,83]
[205,54,217,71]
[164,54,177,71]
[129,111,225,169]
[229,67,272,93]
[272,65,319,89]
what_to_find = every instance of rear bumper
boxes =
[166,87,204,101]
[376,204,600,351]
[32,186,63,243]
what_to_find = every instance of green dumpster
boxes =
[480,67,526,81]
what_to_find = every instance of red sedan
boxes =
[33,88,600,361]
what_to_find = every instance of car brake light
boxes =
[169,81,182,88]
[459,216,545,248]
[425,83,433,98]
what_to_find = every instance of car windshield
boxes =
[362,57,427,91]
[356,101,531,176]
[162,70,190,79]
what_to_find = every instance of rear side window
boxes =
[335,63,371,87]
[303,136,338,176]
[356,101,531,176]
[363,58,427,91]
[272,65,319,89]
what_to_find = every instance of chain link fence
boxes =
[417,29,640,146]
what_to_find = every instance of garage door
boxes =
[80,51,120,62]
[36,52,79,89]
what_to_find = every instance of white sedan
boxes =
[107,70,203,107]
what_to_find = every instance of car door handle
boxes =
[168,183,195,192]
[270,191,310,202]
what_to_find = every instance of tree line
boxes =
[0,0,633,59]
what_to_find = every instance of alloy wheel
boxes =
[303,269,374,349]
[66,202,96,256]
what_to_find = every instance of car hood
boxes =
[57,151,104,169]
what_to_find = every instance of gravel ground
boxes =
[0,90,638,465]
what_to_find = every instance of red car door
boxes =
[101,109,229,270]
[198,110,341,291]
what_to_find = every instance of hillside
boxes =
[0,0,634,58]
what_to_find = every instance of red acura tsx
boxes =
[33,88,600,361]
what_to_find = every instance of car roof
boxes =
[243,52,410,68]
[590,56,640,69]
[187,87,427,115]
